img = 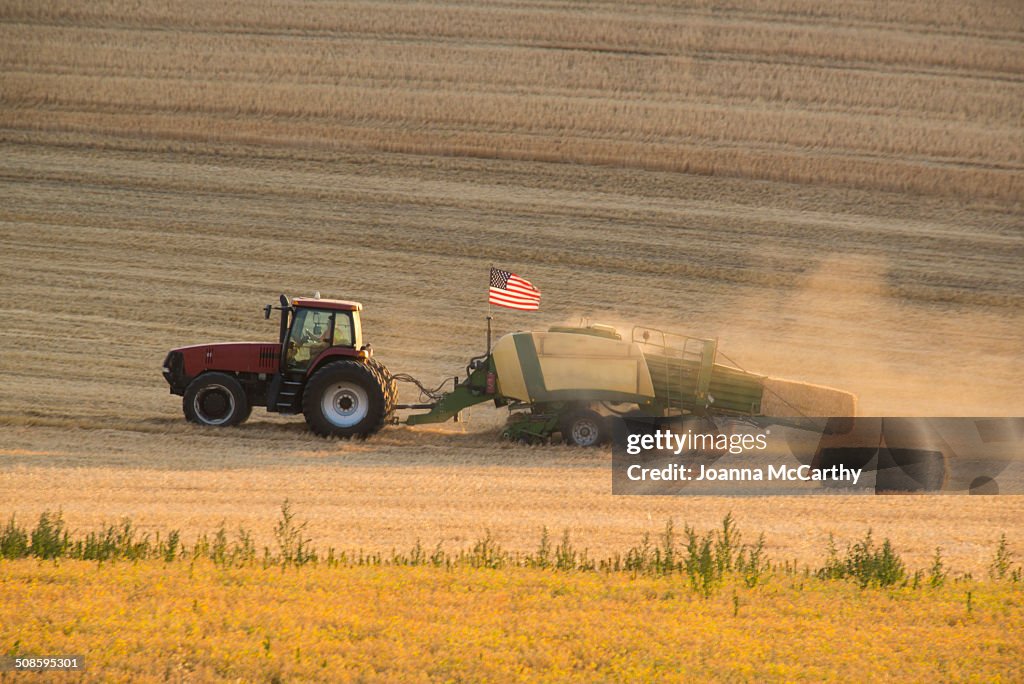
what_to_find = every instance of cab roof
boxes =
[292,297,362,312]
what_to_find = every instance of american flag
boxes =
[489,267,541,311]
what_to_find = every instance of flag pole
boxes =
[486,262,493,355]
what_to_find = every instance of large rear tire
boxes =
[303,360,388,438]
[183,372,250,427]
[365,357,398,416]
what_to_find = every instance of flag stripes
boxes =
[489,267,541,311]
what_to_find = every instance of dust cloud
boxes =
[550,253,1022,417]
[719,255,1023,416]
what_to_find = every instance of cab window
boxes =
[333,313,354,347]
[286,309,334,371]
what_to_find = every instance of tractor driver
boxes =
[286,312,333,369]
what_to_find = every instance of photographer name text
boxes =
[625,463,862,484]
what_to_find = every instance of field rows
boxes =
[5,38,1019,131]
[2,1,1021,199]
[5,1,1023,55]
[4,0,1023,31]
[6,73,1019,167]
[9,114,1022,201]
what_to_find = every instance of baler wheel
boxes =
[561,409,607,447]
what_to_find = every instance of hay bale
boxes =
[761,377,857,417]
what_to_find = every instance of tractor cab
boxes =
[277,296,364,372]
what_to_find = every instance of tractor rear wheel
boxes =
[303,360,389,438]
[365,357,398,416]
[183,372,250,427]
[561,409,607,447]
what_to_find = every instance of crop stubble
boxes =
[0,0,1022,572]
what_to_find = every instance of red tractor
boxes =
[162,295,397,437]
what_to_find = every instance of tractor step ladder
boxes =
[274,374,306,412]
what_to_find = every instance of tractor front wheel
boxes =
[303,360,389,438]
[183,372,250,427]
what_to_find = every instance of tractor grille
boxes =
[259,345,278,370]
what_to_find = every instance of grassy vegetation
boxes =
[1,506,1022,681]
[2,505,1019,587]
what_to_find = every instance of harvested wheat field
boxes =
[1,0,1023,586]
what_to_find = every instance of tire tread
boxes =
[302,360,388,438]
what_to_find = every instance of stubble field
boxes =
[1,0,1023,591]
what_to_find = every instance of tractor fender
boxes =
[305,348,367,377]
